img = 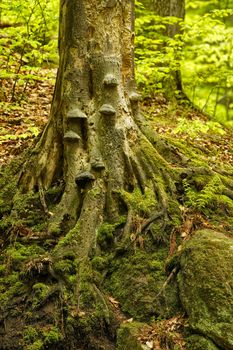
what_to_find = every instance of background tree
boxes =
[135,0,185,98]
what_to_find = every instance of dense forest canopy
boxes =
[0,1,233,350]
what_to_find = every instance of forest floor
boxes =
[1,68,233,168]
[0,69,56,165]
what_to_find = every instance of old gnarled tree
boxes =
[1,1,233,350]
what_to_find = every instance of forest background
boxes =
[1,0,233,137]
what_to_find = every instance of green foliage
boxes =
[26,340,44,350]
[182,3,233,120]
[135,2,183,97]
[0,125,40,142]
[0,269,24,306]
[105,248,180,320]
[23,326,39,344]
[12,191,47,230]
[0,0,59,101]
[32,283,50,306]
[135,0,233,121]
[183,175,224,210]
[173,118,226,137]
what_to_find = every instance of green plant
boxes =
[173,117,226,137]
[135,2,184,97]
[0,0,59,102]
[183,175,224,210]
[43,326,62,345]
[182,4,233,121]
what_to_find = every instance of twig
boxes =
[155,266,179,299]
[140,210,165,232]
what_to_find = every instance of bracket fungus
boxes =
[103,74,118,87]
[63,131,81,142]
[129,92,141,103]
[99,104,116,116]
[91,159,105,170]
[75,171,95,188]
[67,108,87,119]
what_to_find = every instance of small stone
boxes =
[67,108,87,119]
[75,171,95,187]
[103,74,118,87]
[64,131,81,141]
[99,104,116,116]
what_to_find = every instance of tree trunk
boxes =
[19,0,174,238]
[152,0,185,37]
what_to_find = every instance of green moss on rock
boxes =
[116,323,144,350]
[178,229,233,350]
[186,335,220,350]
[105,248,181,320]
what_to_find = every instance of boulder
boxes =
[178,229,233,350]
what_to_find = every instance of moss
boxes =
[105,248,181,320]
[6,242,45,268]
[186,335,220,350]
[0,271,24,306]
[0,264,6,276]
[45,185,63,204]
[121,187,157,216]
[0,159,20,217]
[26,339,44,350]
[97,216,126,250]
[23,324,62,349]
[116,323,144,350]
[178,230,233,350]
[53,259,76,275]
[167,198,182,226]
[91,256,109,271]
[43,326,62,346]
[32,283,51,308]
[56,222,81,248]
[97,223,114,249]
[24,326,39,344]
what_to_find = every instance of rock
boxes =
[116,323,145,350]
[178,229,233,350]
[186,335,220,350]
